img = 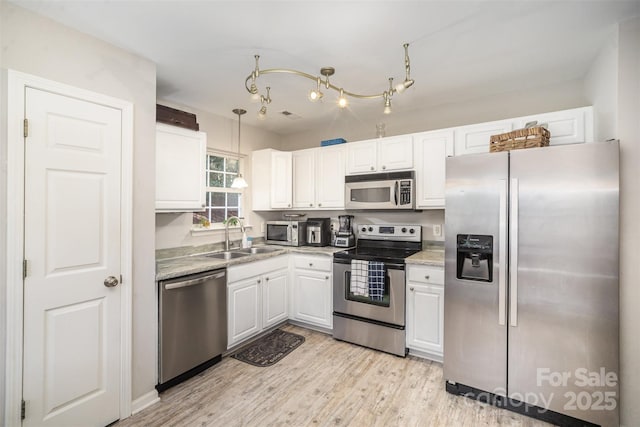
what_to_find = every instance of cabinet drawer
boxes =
[292,255,332,272]
[227,255,289,283]
[407,266,444,285]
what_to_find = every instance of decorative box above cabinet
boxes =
[346,135,413,175]
[155,123,206,212]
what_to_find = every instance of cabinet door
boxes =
[292,149,316,209]
[377,135,414,171]
[155,123,206,211]
[227,277,261,349]
[454,120,513,156]
[346,140,377,174]
[414,130,454,209]
[406,283,444,358]
[316,145,346,208]
[513,106,593,145]
[263,268,288,328]
[271,151,292,209]
[293,269,332,328]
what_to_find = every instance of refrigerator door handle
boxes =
[498,179,507,326]
[510,178,519,327]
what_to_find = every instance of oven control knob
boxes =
[368,227,373,232]
[401,227,407,233]
[409,228,415,234]
[361,227,366,232]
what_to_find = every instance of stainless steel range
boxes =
[332,223,422,356]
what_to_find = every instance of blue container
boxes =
[320,138,347,147]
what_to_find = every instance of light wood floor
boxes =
[116,324,551,427]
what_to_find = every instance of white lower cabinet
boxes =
[227,256,288,349]
[290,255,333,329]
[406,265,444,361]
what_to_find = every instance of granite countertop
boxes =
[156,245,346,281]
[405,248,445,267]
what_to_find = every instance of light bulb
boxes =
[395,79,414,93]
[337,89,348,108]
[257,105,267,120]
[308,89,323,102]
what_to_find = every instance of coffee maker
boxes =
[306,218,330,247]
[334,215,355,248]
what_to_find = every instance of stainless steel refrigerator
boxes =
[444,141,619,427]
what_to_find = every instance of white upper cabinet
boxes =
[414,130,454,209]
[346,139,377,174]
[155,123,206,212]
[315,145,346,208]
[346,136,413,175]
[292,145,346,209]
[292,149,316,209]
[377,135,414,171]
[454,120,513,156]
[252,149,292,210]
[513,106,594,145]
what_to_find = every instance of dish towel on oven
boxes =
[368,261,385,301]
[350,260,369,297]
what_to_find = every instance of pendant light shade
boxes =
[231,108,248,189]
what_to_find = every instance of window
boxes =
[193,153,242,226]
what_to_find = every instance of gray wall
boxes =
[0,1,157,405]
[617,16,640,427]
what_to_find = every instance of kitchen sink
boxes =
[205,251,250,260]
[238,247,282,255]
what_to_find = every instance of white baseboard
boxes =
[131,389,160,415]
[408,347,443,364]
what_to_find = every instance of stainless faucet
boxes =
[225,216,245,251]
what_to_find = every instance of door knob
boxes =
[104,276,119,288]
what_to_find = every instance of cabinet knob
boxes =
[309,203,313,207]
[326,276,329,280]
[370,166,374,171]
[201,204,205,208]
[410,287,415,291]
[288,204,291,208]
[382,165,386,170]
[318,203,322,207]
[425,275,430,280]
[266,277,269,281]
[257,279,261,284]
[309,263,313,267]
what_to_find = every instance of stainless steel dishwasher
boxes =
[157,268,227,391]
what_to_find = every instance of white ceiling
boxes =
[11,0,640,135]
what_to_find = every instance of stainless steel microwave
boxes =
[345,171,415,210]
[265,220,307,246]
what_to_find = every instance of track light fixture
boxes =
[245,43,414,118]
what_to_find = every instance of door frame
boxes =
[4,70,134,425]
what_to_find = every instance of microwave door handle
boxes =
[287,224,292,242]
[394,181,399,206]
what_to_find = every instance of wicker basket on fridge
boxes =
[489,126,551,152]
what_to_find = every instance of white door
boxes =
[263,269,288,328]
[377,135,414,171]
[293,270,332,328]
[22,88,123,426]
[316,145,345,209]
[227,277,261,348]
[292,149,316,208]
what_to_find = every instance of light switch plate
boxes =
[433,224,442,237]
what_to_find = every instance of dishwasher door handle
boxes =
[164,271,226,290]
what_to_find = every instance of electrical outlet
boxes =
[260,222,265,233]
[433,224,442,237]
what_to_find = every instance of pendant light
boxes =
[230,108,248,189]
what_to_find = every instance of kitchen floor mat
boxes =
[231,329,305,367]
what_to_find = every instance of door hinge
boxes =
[23,260,28,279]
[23,118,28,138]
[21,399,25,420]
